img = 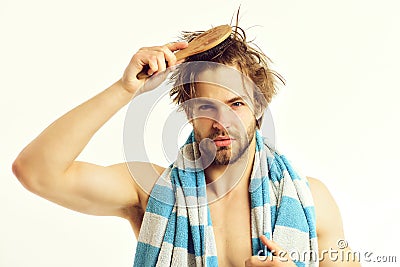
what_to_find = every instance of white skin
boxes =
[13,42,361,267]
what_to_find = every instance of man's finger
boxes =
[260,236,283,254]
[166,41,188,52]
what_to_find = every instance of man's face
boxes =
[188,67,257,166]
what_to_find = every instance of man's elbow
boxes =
[12,155,48,194]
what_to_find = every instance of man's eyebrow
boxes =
[226,96,249,104]
[193,95,249,105]
[194,99,214,105]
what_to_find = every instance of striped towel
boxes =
[133,130,318,266]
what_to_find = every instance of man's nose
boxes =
[212,107,235,130]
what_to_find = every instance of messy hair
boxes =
[169,25,284,128]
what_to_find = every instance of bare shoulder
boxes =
[306,177,361,266]
[306,176,329,194]
[306,176,343,236]
[306,176,339,214]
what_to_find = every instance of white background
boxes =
[1,0,399,266]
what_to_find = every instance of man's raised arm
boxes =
[12,42,188,218]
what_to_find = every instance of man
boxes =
[12,26,360,266]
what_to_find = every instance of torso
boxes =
[129,177,253,267]
[126,164,333,267]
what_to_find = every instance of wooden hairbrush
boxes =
[136,24,232,79]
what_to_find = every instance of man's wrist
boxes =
[106,79,136,106]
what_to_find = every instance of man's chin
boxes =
[212,151,240,166]
[209,151,228,165]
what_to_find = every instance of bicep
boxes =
[61,161,139,217]
[35,161,162,218]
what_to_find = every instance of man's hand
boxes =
[245,236,297,267]
[121,42,188,94]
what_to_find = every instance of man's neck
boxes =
[204,137,256,201]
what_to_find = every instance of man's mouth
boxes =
[213,136,234,147]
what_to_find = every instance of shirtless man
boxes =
[12,26,361,266]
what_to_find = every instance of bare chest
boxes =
[133,190,253,266]
[208,195,252,267]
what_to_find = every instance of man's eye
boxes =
[232,102,244,107]
[198,104,215,110]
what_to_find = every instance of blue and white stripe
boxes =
[133,130,318,266]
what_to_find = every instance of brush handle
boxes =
[136,65,155,80]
